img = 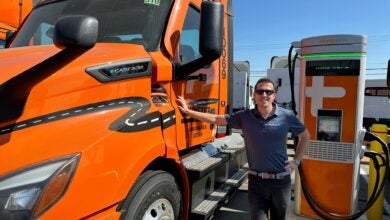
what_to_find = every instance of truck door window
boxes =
[32,23,53,45]
[180,6,201,64]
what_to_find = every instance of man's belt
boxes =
[248,170,290,180]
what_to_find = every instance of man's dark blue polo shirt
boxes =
[225,105,305,173]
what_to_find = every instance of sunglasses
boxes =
[255,89,275,96]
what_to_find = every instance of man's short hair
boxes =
[255,77,276,90]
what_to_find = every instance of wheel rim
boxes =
[142,198,175,220]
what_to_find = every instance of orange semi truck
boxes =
[0,0,248,219]
[0,0,36,48]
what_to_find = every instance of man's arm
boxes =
[285,129,310,172]
[176,96,228,125]
[294,129,310,161]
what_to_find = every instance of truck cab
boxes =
[0,0,247,219]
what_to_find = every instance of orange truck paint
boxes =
[0,0,34,45]
[0,0,246,219]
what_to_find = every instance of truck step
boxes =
[190,168,248,220]
[186,152,230,179]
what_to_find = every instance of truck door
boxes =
[172,1,227,150]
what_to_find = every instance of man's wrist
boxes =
[293,159,301,166]
[184,109,191,115]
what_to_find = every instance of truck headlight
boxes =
[0,154,79,219]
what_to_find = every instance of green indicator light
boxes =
[302,53,365,59]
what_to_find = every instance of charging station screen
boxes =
[317,110,342,142]
[306,60,360,76]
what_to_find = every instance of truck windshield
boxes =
[11,0,172,51]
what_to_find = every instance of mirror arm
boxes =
[174,55,217,80]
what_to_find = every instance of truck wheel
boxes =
[121,170,182,220]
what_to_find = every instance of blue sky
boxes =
[232,0,390,84]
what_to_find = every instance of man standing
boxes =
[176,77,310,220]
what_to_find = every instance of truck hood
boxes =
[0,44,150,84]
[0,43,157,173]
[0,43,152,122]
[0,45,62,84]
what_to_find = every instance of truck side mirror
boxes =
[175,1,223,79]
[54,15,98,48]
[199,1,223,59]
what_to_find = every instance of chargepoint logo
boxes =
[305,76,346,117]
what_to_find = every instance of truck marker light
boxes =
[32,155,79,218]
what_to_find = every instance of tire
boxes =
[121,170,182,220]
